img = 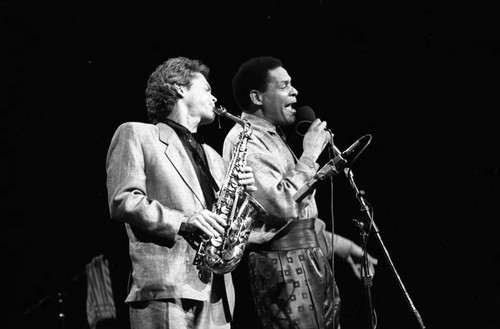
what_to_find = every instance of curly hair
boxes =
[232,56,283,113]
[145,57,210,124]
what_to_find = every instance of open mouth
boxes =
[285,104,296,113]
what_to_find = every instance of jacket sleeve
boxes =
[224,129,318,223]
[105,123,184,245]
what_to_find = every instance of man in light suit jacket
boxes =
[106,56,256,329]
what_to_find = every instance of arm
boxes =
[246,150,319,219]
[314,218,378,278]
[106,123,186,244]
[249,118,331,219]
[335,234,379,279]
[223,126,322,222]
[107,123,257,243]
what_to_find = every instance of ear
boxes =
[249,90,263,106]
[174,83,186,97]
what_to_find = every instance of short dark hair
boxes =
[232,56,283,113]
[145,57,210,124]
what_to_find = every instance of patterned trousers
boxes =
[248,247,340,329]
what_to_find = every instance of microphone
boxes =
[292,134,371,202]
[295,105,317,136]
[295,105,343,157]
[341,134,371,163]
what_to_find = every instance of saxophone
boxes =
[192,106,268,275]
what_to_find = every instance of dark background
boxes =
[5,0,500,328]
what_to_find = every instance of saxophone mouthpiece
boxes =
[213,106,246,127]
[213,106,227,117]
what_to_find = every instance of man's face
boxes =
[184,73,217,126]
[260,66,298,126]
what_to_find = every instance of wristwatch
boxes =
[179,216,188,233]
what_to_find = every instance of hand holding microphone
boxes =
[301,119,331,163]
[293,105,372,202]
[295,105,318,136]
[296,106,341,159]
[295,106,333,163]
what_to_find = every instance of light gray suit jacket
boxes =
[106,121,234,317]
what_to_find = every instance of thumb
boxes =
[368,253,379,265]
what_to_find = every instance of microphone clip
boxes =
[292,155,347,203]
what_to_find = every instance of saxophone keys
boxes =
[210,235,223,247]
[222,247,243,261]
[230,221,239,231]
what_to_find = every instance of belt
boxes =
[254,218,319,251]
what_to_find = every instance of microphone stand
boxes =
[345,168,426,329]
[20,271,84,329]
[352,215,376,329]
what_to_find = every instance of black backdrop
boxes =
[6,1,500,328]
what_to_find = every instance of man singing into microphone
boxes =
[223,56,378,329]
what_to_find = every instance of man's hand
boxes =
[237,165,257,192]
[302,118,330,162]
[346,248,379,280]
[183,209,227,238]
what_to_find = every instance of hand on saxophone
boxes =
[237,165,257,192]
[184,209,227,238]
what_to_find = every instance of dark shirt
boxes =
[163,119,217,209]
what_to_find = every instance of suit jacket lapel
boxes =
[158,123,205,207]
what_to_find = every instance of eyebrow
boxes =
[278,79,291,87]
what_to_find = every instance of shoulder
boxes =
[114,121,156,134]
[223,124,244,160]
[111,122,160,140]
[225,123,244,142]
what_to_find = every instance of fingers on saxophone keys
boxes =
[238,176,255,186]
[195,212,220,238]
[199,223,218,239]
[244,184,257,192]
[236,169,257,191]
[207,213,226,234]
[237,171,253,181]
[214,214,228,228]
[239,166,253,174]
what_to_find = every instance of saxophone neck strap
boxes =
[163,118,220,193]
[184,141,220,193]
